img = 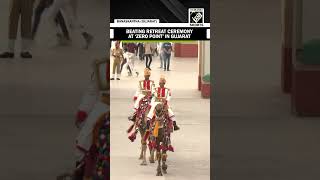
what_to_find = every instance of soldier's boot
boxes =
[128,112,136,122]
[82,32,94,50]
[173,121,180,131]
[0,52,14,58]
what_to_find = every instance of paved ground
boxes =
[110,55,210,180]
[213,1,320,180]
[0,1,107,179]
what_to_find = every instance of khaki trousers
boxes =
[9,0,34,39]
[112,58,121,75]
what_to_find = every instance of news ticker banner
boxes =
[110,27,210,40]
[110,18,211,40]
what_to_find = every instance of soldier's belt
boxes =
[155,97,166,102]
[141,90,151,95]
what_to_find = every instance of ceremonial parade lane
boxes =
[110,56,211,180]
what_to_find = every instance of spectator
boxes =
[144,42,153,70]
[137,43,144,60]
[161,42,173,71]
[124,43,139,76]
[151,42,158,56]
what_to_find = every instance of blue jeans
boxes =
[163,53,171,70]
[159,53,163,68]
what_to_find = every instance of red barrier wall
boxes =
[292,65,320,115]
[174,43,198,57]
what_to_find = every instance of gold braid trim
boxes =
[153,120,159,137]
[92,112,109,146]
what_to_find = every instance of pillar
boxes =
[291,0,320,115]
[198,41,203,91]
[199,41,210,98]
[281,0,293,93]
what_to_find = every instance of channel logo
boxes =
[189,8,204,25]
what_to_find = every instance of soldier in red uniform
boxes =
[147,76,180,131]
[128,68,155,121]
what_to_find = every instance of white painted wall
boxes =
[203,40,211,75]
[198,41,210,77]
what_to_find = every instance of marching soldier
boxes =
[0,0,35,58]
[123,43,139,77]
[128,68,155,121]
[32,0,71,44]
[111,41,124,80]
[147,76,180,131]
[46,0,93,49]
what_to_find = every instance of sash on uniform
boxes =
[143,80,150,90]
[153,120,159,137]
[157,87,166,97]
